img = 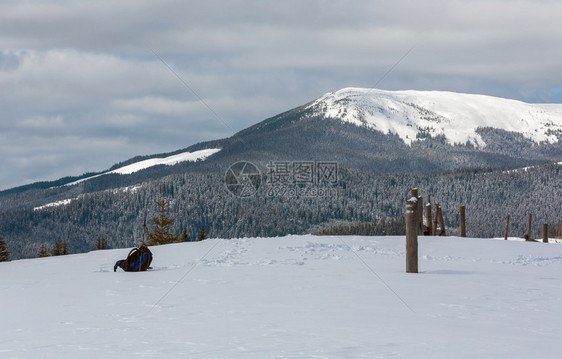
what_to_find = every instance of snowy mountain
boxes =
[307,88,562,146]
[2,235,562,358]
[3,87,561,196]
[2,88,562,260]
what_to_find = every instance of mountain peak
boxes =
[307,87,562,146]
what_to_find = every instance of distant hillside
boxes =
[2,162,561,259]
[1,88,561,259]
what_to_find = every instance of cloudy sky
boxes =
[1,0,561,190]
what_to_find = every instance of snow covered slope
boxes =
[64,148,221,186]
[2,235,562,358]
[307,88,562,146]
[108,148,221,175]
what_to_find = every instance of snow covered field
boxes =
[2,235,562,358]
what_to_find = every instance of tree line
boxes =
[0,230,9,262]
[19,193,209,258]
[1,163,561,259]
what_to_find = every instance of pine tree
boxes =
[197,225,207,241]
[179,229,191,242]
[0,231,10,262]
[51,240,70,256]
[96,236,107,250]
[37,243,50,258]
[145,194,179,246]
[51,241,62,256]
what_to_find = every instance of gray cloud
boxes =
[1,0,561,189]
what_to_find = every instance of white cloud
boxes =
[18,115,64,129]
[1,0,562,189]
[0,49,173,106]
[104,114,148,127]
[112,96,199,116]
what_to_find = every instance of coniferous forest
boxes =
[1,162,560,259]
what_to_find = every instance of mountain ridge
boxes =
[3,87,562,195]
[307,87,562,146]
[2,88,562,259]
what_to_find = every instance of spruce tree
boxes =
[197,225,207,241]
[145,194,179,245]
[37,243,50,258]
[51,240,69,256]
[0,231,10,262]
[96,236,107,250]
[179,229,191,242]
[51,241,63,256]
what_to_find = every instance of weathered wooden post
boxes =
[438,206,446,236]
[525,213,532,241]
[425,198,432,236]
[410,188,419,200]
[542,224,548,243]
[418,196,423,234]
[460,205,466,237]
[406,198,418,273]
[415,193,423,234]
[432,204,439,236]
[504,215,510,240]
[410,188,420,234]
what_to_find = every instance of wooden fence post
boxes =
[425,199,432,236]
[418,195,423,234]
[432,204,439,236]
[406,198,418,273]
[410,189,420,235]
[410,188,419,200]
[525,213,532,241]
[438,206,446,236]
[504,215,510,240]
[542,224,548,243]
[460,205,466,237]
